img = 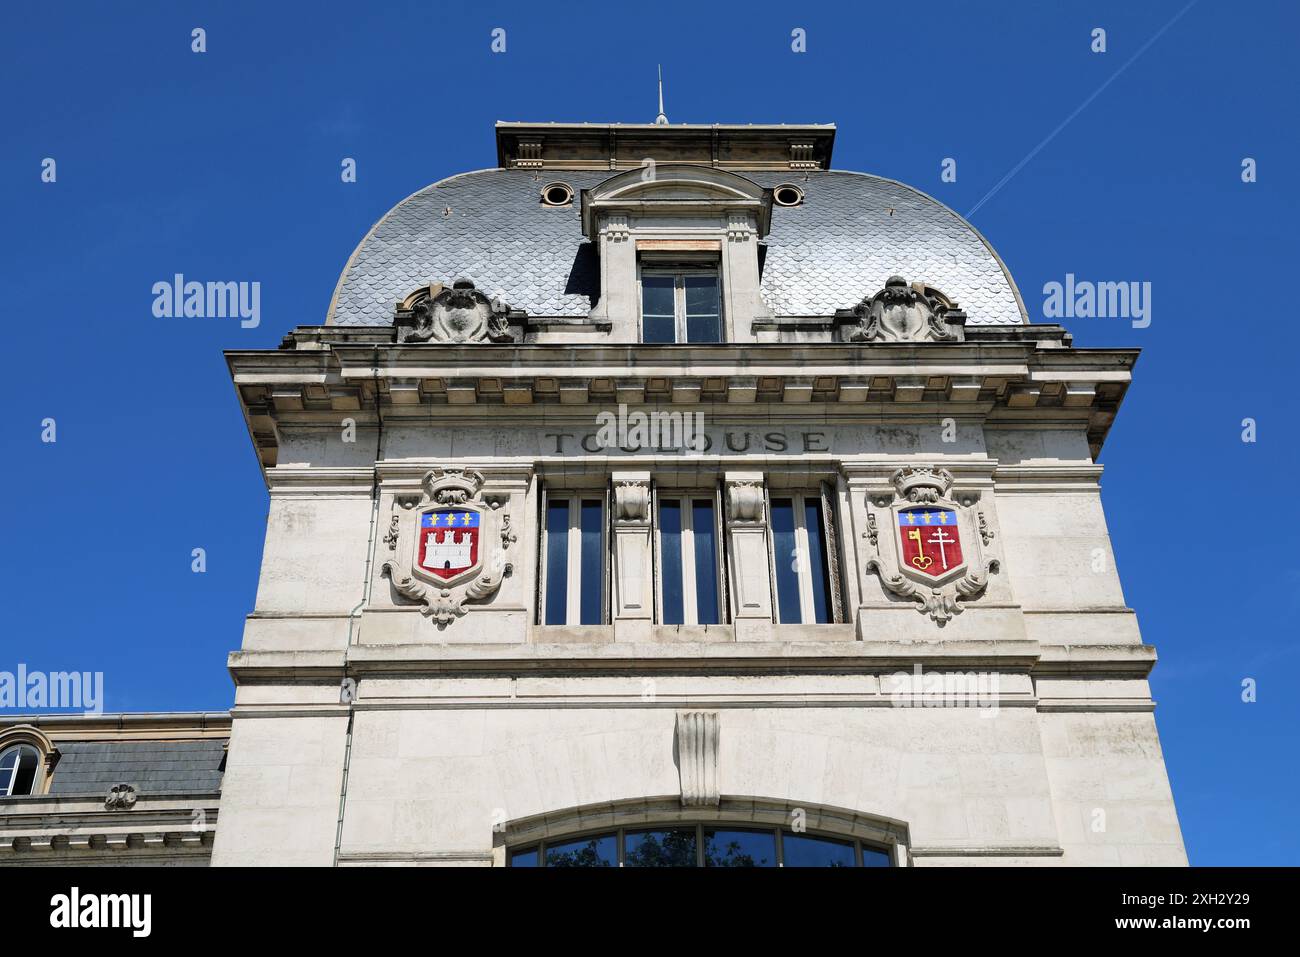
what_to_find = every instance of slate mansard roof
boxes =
[47,739,226,795]
[326,168,1029,327]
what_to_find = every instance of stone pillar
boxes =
[724,471,773,642]
[720,213,771,342]
[590,214,639,343]
[611,471,653,642]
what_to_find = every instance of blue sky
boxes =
[1,0,1296,865]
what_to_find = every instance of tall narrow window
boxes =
[542,494,606,625]
[640,269,721,343]
[657,495,722,625]
[770,494,836,624]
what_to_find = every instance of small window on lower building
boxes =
[657,494,723,625]
[0,745,40,797]
[541,494,606,625]
[770,493,837,624]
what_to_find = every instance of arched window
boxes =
[0,744,41,797]
[509,823,892,867]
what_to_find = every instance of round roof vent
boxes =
[541,182,574,207]
[773,183,805,207]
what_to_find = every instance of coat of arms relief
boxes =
[381,468,514,626]
[863,466,999,624]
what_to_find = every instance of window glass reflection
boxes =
[544,833,617,867]
[704,828,776,867]
[782,831,856,867]
[579,499,603,625]
[804,497,832,624]
[684,275,720,343]
[641,275,675,344]
[659,500,684,625]
[509,824,893,868]
[543,500,569,625]
[509,846,539,867]
[692,499,719,624]
[624,828,697,867]
[861,845,892,867]
[770,498,802,623]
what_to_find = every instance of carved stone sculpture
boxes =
[863,465,998,624]
[613,480,651,524]
[104,783,138,810]
[845,276,967,343]
[381,468,512,627]
[393,279,519,344]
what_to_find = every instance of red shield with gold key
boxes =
[896,507,964,580]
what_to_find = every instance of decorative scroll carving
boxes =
[863,464,998,625]
[393,279,521,344]
[846,276,967,343]
[676,712,720,808]
[104,784,138,810]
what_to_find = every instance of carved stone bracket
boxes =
[725,481,765,524]
[613,480,651,525]
[842,276,967,343]
[676,712,720,808]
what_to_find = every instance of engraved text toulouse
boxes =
[544,430,830,454]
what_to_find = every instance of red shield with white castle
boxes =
[896,506,964,579]
[417,507,481,581]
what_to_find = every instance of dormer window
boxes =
[640,268,721,344]
[581,165,774,344]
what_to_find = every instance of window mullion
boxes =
[794,496,816,624]
[681,501,698,625]
[566,498,582,625]
[675,274,687,343]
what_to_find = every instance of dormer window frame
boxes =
[581,165,774,344]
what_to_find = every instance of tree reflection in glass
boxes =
[624,828,698,867]
[543,833,616,867]
[703,828,776,867]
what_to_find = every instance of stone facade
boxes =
[10,119,1184,868]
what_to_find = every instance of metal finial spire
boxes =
[655,65,668,124]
